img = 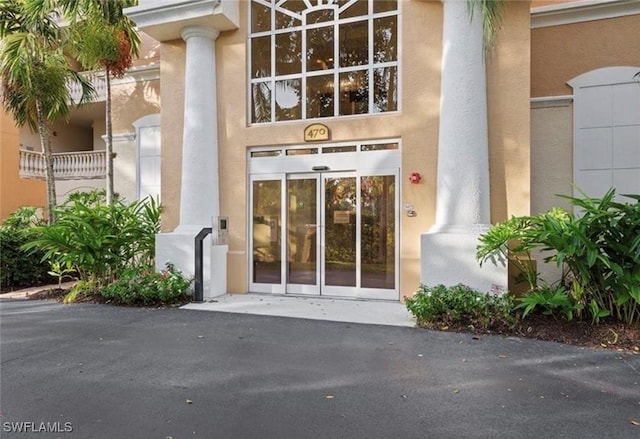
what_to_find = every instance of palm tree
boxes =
[0,0,94,224]
[61,0,140,205]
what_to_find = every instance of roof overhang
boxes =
[124,0,239,41]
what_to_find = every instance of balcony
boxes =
[19,150,106,181]
[69,71,106,103]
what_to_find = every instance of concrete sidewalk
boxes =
[0,281,76,300]
[182,293,416,327]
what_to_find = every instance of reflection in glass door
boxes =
[323,175,357,288]
[286,176,319,295]
[251,178,283,292]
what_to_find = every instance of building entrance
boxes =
[249,141,400,300]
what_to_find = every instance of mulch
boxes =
[419,316,640,353]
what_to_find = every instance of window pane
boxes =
[276,31,302,75]
[323,145,356,153]
[374,16,397,63]
[251,150,282,158]
[373,0,397,14]
[361,175,395,289]
[373,66,397,113]
[340,20,368,67]
[287,178,318,285]
[251,36,271,78]
[339,0,368,19]
[339,70,368,115]
[275,79,302,121]
[251,1,271,33]
[253,180,282,284]
[286,148,318,155]
[361,143,398,151]
[280,0,307,15]
[307,26,334,72]
[307,7,334,24]
[307,75,334,119]
[324,176,357,287]
[252,82,272,123]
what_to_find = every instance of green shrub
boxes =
[0,207,50,290]
[516,285,578,321]
[478,189,640,324]
[22,191,160,289]
[405,284,515,330]
[101,263,192,305]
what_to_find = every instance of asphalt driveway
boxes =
[1,300,639,438]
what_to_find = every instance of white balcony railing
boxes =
[68,71,106,103]
[19,150,106,181]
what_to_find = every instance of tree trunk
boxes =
[105,71,114,204]
[35,99,57,224]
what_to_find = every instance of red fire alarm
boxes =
[409,172,422,184]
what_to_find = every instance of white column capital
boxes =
[181,26,219,42]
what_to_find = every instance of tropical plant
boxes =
[0,0,95,223]
[515,285,577,321]
[467,0,506,53]
[478,189,640,324]
[22,191,161,292]
[101,263,192,305]
[0,207,49,290]
[405,284,515,330]
[61,0,140,204]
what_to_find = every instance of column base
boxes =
[208,245,228,299]
[156,230,211,295]
[420,228,508,294]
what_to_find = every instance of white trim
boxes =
[124,0,238,41]
[102,132,136,143]
[113,64,161,86]
[530,95,573,108]
[531,0,640,29]
[568,65,640,88]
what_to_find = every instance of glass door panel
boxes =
[323,175,357,287]
[287,176,319,294]
[361,175,395,289]
[252,179,282,286]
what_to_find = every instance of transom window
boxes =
[249,0,399,124]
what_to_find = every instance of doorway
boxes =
[250,166,398,300]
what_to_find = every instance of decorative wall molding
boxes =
[531,0,640,29]
[102,132,136,143]
[530,95,574,108]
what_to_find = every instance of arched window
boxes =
[569,67,640,201]
[249,0,399,123]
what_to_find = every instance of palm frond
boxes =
[467,0,506,54]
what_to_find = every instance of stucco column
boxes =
[433,0,490,232]
[420,0,506,292]
[155,25,224,299]
[176,26,220,233]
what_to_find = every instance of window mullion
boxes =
[368,9,374,114]
[302,13,307,120]
[334,18,339,117]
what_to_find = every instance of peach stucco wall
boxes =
[158,1,531,296]
[532,15,640,97]
[0,108,46,221]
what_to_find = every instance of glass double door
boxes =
[251,170,398,300]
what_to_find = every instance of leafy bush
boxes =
[478,189,640,324]
[516,285,577,321]
[0,207,50,290]
[405,284,515,330]
[22,191,160,290]
[101,264,192,305]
